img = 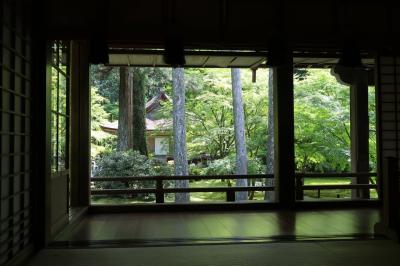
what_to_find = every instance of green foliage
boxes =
[143,67,171,100]
[93,150,173,193]
[162,68,269,160]
[91,66,377,179]
[247,157,266,174]
[242,78,268,158]
[368,87,377,171]
[294,69,351,172]
[91,87,110,129]
[151,159,174,176]
[90,66,172,120]
[90,65,120,104]
[204,156,265,175]
[205,157,235,175]
[93,150,155,199]
[91,86,117,157]
[294,68,309,81]
[94,150,155,177]
[189,164,206,176]
[90,65,119,122]
[185,69,235,159]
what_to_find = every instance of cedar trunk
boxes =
[172,68,190,202]
[132,68,148,156]
[231,68,248,201]
[117,67,133,151]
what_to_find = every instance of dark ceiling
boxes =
[44,0,399,52]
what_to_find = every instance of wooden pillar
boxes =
[70,41,91,207]
[273,52,295,207]
[350,81,370,199]
[44,44,53,243]
[332,64,373,200]
[31,32,51,248]
[374,157,399,241]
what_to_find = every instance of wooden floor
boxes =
[30,239,400,266]
[54,208,380,246]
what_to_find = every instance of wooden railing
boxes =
[91,174,274,203]
[90,172,378,203]
[295,172,378,200]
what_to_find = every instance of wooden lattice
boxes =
[1,0,32,264]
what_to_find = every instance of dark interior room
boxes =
[1,0,400,265]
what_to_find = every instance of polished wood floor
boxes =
[30,240,400,266]
[54,208,380,246]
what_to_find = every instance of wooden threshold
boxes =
[89,200,381,213]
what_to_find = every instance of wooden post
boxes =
[331,65,373,200]
[273,51,295,207]
[385,158,399,230]
[374,157,399,241]
[227,189,236,202]
[350,82,370,199]
[31,39,51,247]
[70,41,91,207]
[156,179,165,203]
[295,175,304,200]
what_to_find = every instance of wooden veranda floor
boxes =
[29,239,400,266]
[54,208,380,247]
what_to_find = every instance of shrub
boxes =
[94,150,155,177]
[93,150,173,199]
[150,159,173,176]
[204,156,265,176]
[189,163,206,176]
[247,157,265,175]
[205,157,235,176]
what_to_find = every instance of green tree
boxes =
[132,68,148,155]
[90,86,117,157]
[185,70,235,159]
[118,67,133,151]
[172,67,190,202]
[231,68,248,201]
[294,69,351,172]
[143,67,171,100]
[90,65,120,120]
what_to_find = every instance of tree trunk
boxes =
[132,68,148,156]
[231,68,248,201]
[117,67,133,151]
[265,69,275,201]
[172,68,190,202]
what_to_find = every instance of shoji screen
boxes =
[376,55,400,229]
[1,0,33,264]
[377,56,400,170]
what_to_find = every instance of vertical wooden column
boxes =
[332,63,373,200]
[44,45,53,243]
[374,157,399,240]
[273,52,295,207]
[30,0,51,247]
[350,81,370,199]
[70,41,91,207]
